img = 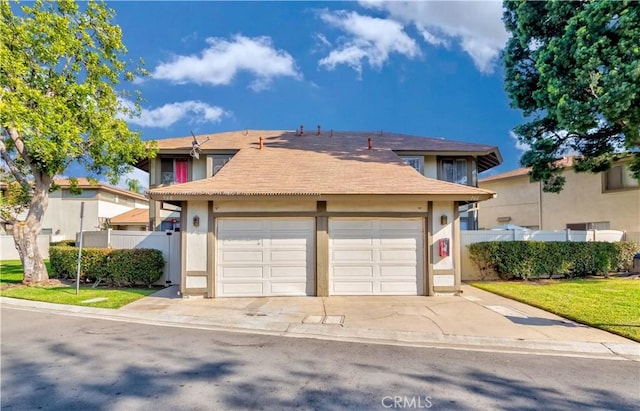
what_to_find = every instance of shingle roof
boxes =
[141,130,502,172]
[148,131,497,200]
[53,178,148,202]
[109,208,149,225]
[479,157,578,183]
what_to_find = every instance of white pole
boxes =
[75,202,85,295]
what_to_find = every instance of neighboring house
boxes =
[478,157,640,232]
[109,207,180,231]
[0,178,149,240]
[138,129,501,298]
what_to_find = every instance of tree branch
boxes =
[0,137,29,188]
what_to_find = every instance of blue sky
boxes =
[104,1,526,186]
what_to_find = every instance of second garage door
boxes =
[216,218,315,297]
[329,218,424,295]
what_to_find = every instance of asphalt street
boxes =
[1,307,639,411]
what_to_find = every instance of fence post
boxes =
[107,228,112,248]
[566,228,570,242]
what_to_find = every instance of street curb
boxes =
[2,297,639,361]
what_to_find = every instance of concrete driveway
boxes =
[2,284,638,360]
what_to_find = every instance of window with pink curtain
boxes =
[175,160,188,183]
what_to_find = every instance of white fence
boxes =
[78,230,181,285]
[0,234,51,260]
[461,229,629,281]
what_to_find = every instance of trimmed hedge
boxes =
[468,241,640,280]
[49,246,164,286]
[50,240,76,247]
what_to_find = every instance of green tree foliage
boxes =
[503,0,640,192]
[0,0,155,283]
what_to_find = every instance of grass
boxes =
[1,260,157,309]
[470,278,640,342]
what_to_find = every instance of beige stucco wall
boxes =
[479,169,640,232]
[543,170,639,231]
[478,175,540,229]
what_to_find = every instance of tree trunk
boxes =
[13,175,51,284]
[13,222,48,284]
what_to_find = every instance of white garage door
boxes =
[216,218,315,297]
[329,218,424,295]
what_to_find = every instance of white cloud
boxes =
[510,131,531,153]
[360,0,508,73]
[120,99,228,129]
[318,10,420,75]
[152,35,301,91]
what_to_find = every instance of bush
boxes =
[49,246,110,282]
[49,246,165,286]
[103,249,164,287]
[50,240,76,247]
[468,241,640,280]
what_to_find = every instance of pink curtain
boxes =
[175,160,188,183]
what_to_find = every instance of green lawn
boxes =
[470,278,640,342]
[1,260,157,309]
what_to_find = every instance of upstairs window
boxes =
[401,156,424,174]
[161,158,189,184]
[441,159,468,185]
[212,155,234,176]
[604,165,639,192]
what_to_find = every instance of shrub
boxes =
[49,246,110,282]
[50,240,76,247]
[468,241,640,280]
[102,249,164,287]
[49,247,165,286]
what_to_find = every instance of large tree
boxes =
[0,0,154,283]
[503,0,640,192]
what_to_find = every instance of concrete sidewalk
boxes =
[2,284,638,361]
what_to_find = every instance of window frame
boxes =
[602,164,639,193]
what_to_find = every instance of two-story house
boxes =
[478,157,640,234]
[1,178,149,240]
[138,129,501,298]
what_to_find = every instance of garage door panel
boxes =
[219,220,265,231]
[219,267,264,279]
[269,219,314,231]
[333,282,373,294]
[270,237,312,246]
[220,250,264,262]
[330,236,374,247]
[330,220,375,230]
[221,282,264,297]
[329,218,424,296]
[217,218,314,297]
[380,281,418,294]
[379,220,420,230]
[379,265,418,278]
[270,266,309,278]
[332,250,374,262]
[380,249,417,262]
[332,266,374,279]
[270,282,308,295]
[269,250,308,262]
[379,236,419,247]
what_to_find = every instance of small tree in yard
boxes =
[503,1,640,192]
[0,0,155,283]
